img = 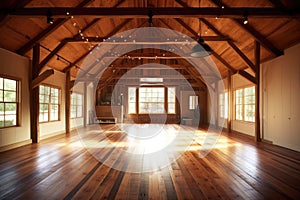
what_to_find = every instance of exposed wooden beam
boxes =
[210,0,283,56]
[30,44,40,143]
[174,18,198,36]
[0,0,32,26]
[255,41,261,142]
[6,7,300,18]
[211,51,237,72]
[238,70,257,84]
[85,20,147,79]
[62,46,98,73]
[38,40,67,72]
[234,19,283,56]
[64,36,229,43]
[16,0,94,55]
[31,69,54,89]
[227,41,256,72]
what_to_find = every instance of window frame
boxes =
[189,95,198,110]
[234,86,255,122]
[127,86,177,115]
[39,84,61,123]
[0,75,20,128]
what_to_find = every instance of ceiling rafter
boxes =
[199,18,256,73]
[38,40,67,73]
[174,0,246,77]
[227,41,256,72]
[76,18,134,78]
[64,35,229,43]
[174,18,198,36]
[37,0,126,73]
[62,46,97,73]
[210,0,283,56]
[5,7,300,18]
[0,0,32,26]
[16,0,94,55]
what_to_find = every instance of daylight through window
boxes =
[0,77,19,128]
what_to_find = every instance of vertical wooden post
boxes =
[255,41,261,142]
[30,43,40,143]
[83,82,87,127]
[227,70,232,133]
[65,71,71,134]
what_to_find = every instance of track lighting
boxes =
[46,9,54,24]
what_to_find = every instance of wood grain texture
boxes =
[0,124,299,199]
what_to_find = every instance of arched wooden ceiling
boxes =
[0,0,300,86]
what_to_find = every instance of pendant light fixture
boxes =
[190,18,212,57]
[190,0,212,57]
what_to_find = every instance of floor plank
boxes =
[0,124,299,199]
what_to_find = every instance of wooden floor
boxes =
[0,124,299,199]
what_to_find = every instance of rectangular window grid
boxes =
[71,93,83,118]
[0,77,18,128]
[39,85,60,122]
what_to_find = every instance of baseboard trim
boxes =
[0,139,32,152]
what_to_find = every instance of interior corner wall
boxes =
[262,43,300,151]
[39,69,66,139]
[0,48,31,147]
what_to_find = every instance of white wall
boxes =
[262,43,300,151]
[0,48,31,148]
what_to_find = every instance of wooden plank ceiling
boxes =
[0,0,300,86]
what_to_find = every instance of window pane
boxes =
[40,104,48,111]
[5,115,16,126]
[5,103,16,114]
[0,78,3,90]
[0,90,3,102]
[139,87,164,114]
[0,103,4,112]
[189,96,198,110]
[4,91,16,102]
[77,106,82,117]
[4,79,16,91]
[0,115,4,127]
[168,103,175,114]
[50,105,59,120]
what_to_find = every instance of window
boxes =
[0,77,19,128]
[39,85,60,122]
[128,87,136,114]
[244,87,255,122]
[71,93,83,118]
[189,96,198,110]
[234,86,255,122]
[168,87,176,114]
[219,92,228,119]
[139,87,165,114]
[128,86,176,114]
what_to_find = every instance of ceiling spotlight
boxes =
[46,9,54,24]
[243,10,249,25]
